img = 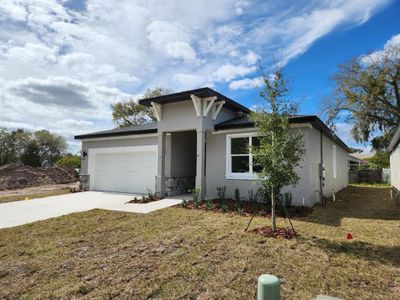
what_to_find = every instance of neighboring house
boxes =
[388,127,400,190]
[75,88,350,206]
[348,153,369,170]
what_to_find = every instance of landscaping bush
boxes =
[234,187,242,213]
[216,186,226,207]
[56,155,80,169]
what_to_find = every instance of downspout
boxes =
[319,129,324,205]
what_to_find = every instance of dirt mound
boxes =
[0,163,78,191]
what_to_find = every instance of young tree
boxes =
[323,45,400,150]
[112,87,173,128]
[251,68,306,231]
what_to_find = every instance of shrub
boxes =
[147,188,156,200]
[205,198,214,210]
[190,188,200,207]
[56,155,80,169]
[216,186,226,207]
[234,187,241,212]
[220,203,228,212]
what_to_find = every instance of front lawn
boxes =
[0,186,399,299]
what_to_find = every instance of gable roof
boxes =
[75,114,350,152]
[138,87,250,114]
[388,125,400,153]
[74,122,157,140]
[215,115,351,152]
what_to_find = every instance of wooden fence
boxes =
[348,169,383,184]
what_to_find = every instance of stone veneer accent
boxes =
[165,176,195,196]
[79,174,90,191]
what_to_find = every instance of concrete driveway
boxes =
[0,191,182,229]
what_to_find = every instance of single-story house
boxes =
[348,153,369,170]
[388,126,400,191]
[75,88,350,206]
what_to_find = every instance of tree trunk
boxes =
[271,186,277,231]
[393,80,400,112]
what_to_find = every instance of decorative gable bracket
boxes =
[202,96,217,116]
[151,102,162,121]
[191,94,202,117]
[211,101,225,120]
[191,95,223,119]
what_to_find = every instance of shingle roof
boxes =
[74,123,157,140]
[139,87,250,114]
[215,115,351,152]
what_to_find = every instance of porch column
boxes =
[196,130,206,200]
[156,131,166,197]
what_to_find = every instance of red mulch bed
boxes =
[251,226,296,239]
[181,198,312,218]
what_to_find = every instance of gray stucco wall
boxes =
[390,144,400,190]
[205,126,349,206]
[80,135,158,175]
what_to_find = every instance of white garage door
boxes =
[89,146,157,194]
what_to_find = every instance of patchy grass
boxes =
[0,188,72,204]
[0,187,399,299]
[350,183,390,188]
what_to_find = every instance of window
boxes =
[333,145,337,179]
[226,133,260,180]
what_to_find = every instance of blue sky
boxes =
[0,0,399,152]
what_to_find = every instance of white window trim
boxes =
[226,132,259,180]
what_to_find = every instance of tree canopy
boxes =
[323,46,400,150]
[0,128,67,167]
[56,155,81,169]
[112,87,173,128]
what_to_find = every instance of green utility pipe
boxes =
[257,274,280,300]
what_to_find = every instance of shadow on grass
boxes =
[299,186,400,227]
[304,236,400,267]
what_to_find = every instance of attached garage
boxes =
[88,145,157,194]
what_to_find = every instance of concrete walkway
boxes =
[0,191,182,229]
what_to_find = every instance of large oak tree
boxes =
[324,46,400,150]
[112,87,173,128]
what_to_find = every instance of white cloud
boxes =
[229,77,263,90]
[213,64,257,82]
[245,0,391,64]
[360,33,400,64]
[0,1,27,22]
[243,50,261,65]
[147,20,197,61]
[235,1,251,15]
[0,0,393,151]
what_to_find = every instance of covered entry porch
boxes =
[156,129,206,198]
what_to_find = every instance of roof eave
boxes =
[214,116,351,153]
[388,126,400,153]
[138,87,250,114]
[74,129,158,140]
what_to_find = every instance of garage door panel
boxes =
[90,148,157,194]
